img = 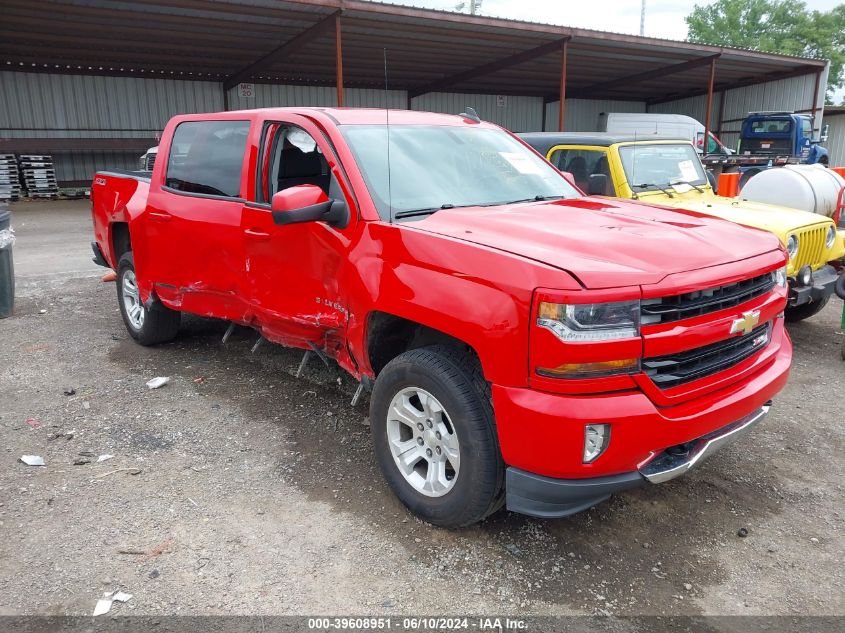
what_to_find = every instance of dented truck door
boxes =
[241,116,357,354]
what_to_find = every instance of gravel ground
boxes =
[0,200,843,617]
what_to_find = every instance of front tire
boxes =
[370,345,504,527]
[784,294,830,322]
[116,252,180,345]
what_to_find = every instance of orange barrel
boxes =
[717,172,741,198]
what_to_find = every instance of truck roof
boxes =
[518,132,684,156]
[180,107,498,128]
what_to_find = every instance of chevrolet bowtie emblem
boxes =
[730,310,761,336]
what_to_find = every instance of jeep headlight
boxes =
[786,234,799,260]
[826,225,836,249]
[537,300,640,341]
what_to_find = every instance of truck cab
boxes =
[520,132,844,322]
[738,112,829,165]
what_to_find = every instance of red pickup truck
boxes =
[91,108,791,527]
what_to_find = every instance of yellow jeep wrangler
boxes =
[520,133,845,322]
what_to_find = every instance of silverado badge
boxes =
[730,310,761,336]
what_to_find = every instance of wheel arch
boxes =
[110,222,131,267]
[365,311,485,378]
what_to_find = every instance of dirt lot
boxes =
[0,200,842,617]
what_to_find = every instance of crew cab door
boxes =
[142,118,251,319]
[241,116,357,355]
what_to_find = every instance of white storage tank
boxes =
[740,164,845,219]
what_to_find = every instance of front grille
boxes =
[791,225,827,271]
[643,323,771,389]
[144,154,156,171]
[641,272,774,325]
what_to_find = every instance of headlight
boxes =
[786,234,799,260]
[771,266,787,288]
[537,300,640,341]
[826,225,836,249]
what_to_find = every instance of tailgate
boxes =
[91,171,150,267]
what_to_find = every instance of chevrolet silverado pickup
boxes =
[521,133,844,322]
[91,108,791,527]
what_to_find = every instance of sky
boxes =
[370,0,844,100]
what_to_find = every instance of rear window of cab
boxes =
[748,120,792,135]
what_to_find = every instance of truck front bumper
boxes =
[507,405,770,518]
[789,264,839,306]
[492,322,791,518]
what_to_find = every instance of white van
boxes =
[599,112,731,155]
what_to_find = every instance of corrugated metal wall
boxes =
[544,98,647,132]
[0,72,223,134]
[225,84,406,110]
[825,114,845,167]
[649,69,828,150]
[410,93,543,132]
[0,71,223,182]
[228,86,544,131]
[1,68,830,183]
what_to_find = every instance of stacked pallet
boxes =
[19,154,59,198]
[0,154,22,201]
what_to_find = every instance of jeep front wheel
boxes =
[784,295,830,322]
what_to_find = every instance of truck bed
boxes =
[701,153,800,171]
[91,170,151,269]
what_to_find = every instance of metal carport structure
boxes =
[0,0,831,184]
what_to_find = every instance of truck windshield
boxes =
[340,125,579,220]
[618,143,707,193]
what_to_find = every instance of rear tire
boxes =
[784,295,830,322]
[116,252,180,345]
[370,345,504,528]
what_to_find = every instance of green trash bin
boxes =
[0,204,14,319]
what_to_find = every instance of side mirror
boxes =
[271,184,348,228]
[587,174,608,196]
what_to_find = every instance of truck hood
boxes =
[637,191,832,238]
[411,197,780,289]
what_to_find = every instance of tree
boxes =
[686,0,845,102]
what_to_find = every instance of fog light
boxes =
[798,265,813,287]
[584,424,610,463]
